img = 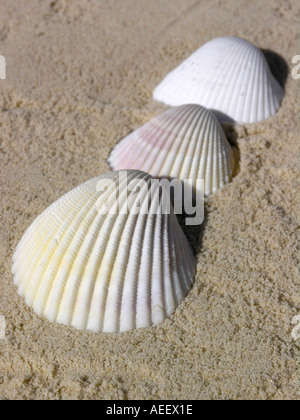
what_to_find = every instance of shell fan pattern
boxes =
[12,171,196,333]
[109,104,235,196]
[153,36,284,124]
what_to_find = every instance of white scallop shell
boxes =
[109,104,235,196]
[153,37,284,124]
[12,171,196,333]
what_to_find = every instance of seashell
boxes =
[153,36,284,124]
[12,170,196,333]
[108,104,235,196]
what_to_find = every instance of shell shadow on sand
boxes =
[176,203,208,259]
[156,175,208,259]
[262,49,289,90]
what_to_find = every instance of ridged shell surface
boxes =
[109,105,235,196]
[12,171,196,333]
[153,37,284,124]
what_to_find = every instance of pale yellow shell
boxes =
[12,171,196,333]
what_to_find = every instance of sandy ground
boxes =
[0,0,299,400]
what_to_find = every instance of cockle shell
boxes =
[12,171,196,333]
[109,104,235,196]
[153,37,284,124]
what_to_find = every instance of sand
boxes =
[0,0,299,400]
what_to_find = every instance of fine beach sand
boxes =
[0,0,299,400]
